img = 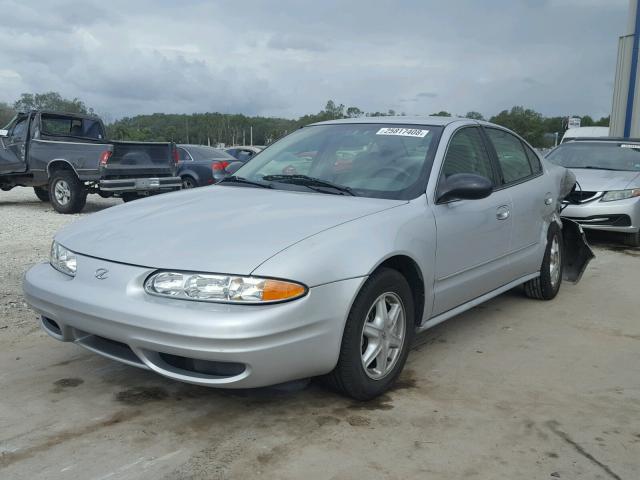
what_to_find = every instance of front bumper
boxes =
[561,197,640,233]
[23,256,364,388]
[99,176,182,192]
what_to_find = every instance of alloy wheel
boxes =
[54,180,71,206]
[360,292,406,380]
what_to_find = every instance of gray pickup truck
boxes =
[0,110,181,213]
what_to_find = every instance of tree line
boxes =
[1,92,609,148]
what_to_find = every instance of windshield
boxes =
[547,142,640,172]
[232,123,442,199]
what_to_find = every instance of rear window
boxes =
[547,142,640,172]
[40,114,105,140]
[185,146,234,160]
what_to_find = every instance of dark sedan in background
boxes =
[176,144,237,188]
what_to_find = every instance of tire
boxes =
[33,186,50,202]
[321,268,415,400]
[49,170,87,214]
[623,231,640,247]
[524,224,563,300]
[182,176,197,189]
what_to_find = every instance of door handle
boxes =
[496,206,510,220]
[544,194,554,205]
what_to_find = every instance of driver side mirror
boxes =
[437,173,493,203]
[0,129,8,138]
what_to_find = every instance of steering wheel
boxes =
[372,167,412,183]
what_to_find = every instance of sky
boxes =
[0,0,630,120]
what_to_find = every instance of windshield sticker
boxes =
[376,127,429,138]
[620,144,640,149]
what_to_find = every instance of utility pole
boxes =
[185,117,190,144]
[250,126,253,146]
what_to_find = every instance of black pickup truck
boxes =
[0,110,181,213]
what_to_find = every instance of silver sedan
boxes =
[23,117,592,400]
[546,138,640,246]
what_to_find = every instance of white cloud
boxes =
[0,0,629,119]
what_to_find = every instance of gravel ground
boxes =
[0,187,639,480]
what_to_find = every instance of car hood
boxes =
[569,168,640,191]
[56,186,406,274]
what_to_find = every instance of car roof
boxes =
[309,116,476,127]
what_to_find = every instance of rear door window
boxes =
[485,128,533,184]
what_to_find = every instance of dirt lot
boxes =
[1,187,639,480]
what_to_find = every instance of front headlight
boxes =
[601,189,640,202]
[144,271,307,304]
[50,241,77,277]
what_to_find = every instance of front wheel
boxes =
[321,268,415,400]
[49,170,87,214]
[524,225,563,300]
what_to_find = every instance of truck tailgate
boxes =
[103,142,176,177]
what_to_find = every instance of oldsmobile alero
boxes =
[23,117,593,400]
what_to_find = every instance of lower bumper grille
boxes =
[565,214,632,227]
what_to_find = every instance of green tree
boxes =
[465,111,484,120]
[346,106,363,118]
[490,106,545,146]
[431,111,452,117]
[595,116,610,127]
[14,92,95,115]
[580,115,595,127]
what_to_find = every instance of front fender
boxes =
[250,199,436,315]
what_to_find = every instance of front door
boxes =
[0,116,28,174]
[431,126,514,316]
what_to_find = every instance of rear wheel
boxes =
[182,176,197,189]
[49,170,87,214]
[623,231,640,247]
[33,186,50,202]
[321,268,414,400]
[524,225,563,300]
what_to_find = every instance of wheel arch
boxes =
[47,159,79,178]
[370,254,426,327]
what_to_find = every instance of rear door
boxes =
[431,126,514,316]
[0,115,28,174]
[484,128,552,277]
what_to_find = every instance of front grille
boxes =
[566,191,601,203]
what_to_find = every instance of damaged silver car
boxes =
[24,117,593,400]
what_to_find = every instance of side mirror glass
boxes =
[437,173,493,203]
[0,129,8,138]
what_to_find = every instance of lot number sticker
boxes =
[376,127,429,138]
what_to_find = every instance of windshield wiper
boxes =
[220,175,273,189]
[262,174,356,196]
